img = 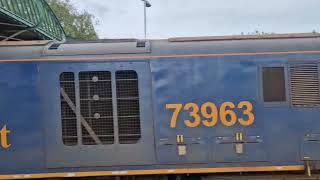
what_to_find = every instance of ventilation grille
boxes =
[290,64,320,107]
[79,71,114,145]
[60,72,78,146]
[116,70,141,144]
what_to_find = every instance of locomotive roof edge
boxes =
[168,32,320,42]
[1,32,320,60]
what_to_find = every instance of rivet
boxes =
[93,95,99,101]
[94,113,101,119]
[92,76,99,82]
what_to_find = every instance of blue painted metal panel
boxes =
[157,137,209,164]
[213,135,266,162]
[302,134,320,160]
[151,54,320,166]
[0,63,44,174]
[151,56,262,164]
[0,51,320,175]
[39,61,155,168]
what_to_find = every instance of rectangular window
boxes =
[116,70,141,144]
[289,64,320,107]
[262,67,286,102]
[60,72,78,146]
[79,71,114,145]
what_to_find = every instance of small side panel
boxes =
[301,133,320,160]
[156,137,209,164]
[214,135,267,163]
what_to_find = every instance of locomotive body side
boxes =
[0,37,320,179]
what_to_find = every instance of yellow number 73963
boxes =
[165,101,254,128]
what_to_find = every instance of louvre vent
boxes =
[289,64,320,107]
[116,70,141,144]
[60,72,78,146]
[79,71,114,145]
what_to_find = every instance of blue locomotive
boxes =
[1,33,320,179]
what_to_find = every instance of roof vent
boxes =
[44,41,151,56]
[49,43,61,50]
[136,40,146,48]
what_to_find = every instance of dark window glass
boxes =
[262,67,286,102]
[116,70,141,144]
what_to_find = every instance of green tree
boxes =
[47,0,98,40]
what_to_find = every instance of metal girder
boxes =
[0,0,66,42]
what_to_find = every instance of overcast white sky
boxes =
[69,0,320,39]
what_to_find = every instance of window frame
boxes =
[259,64,290,106]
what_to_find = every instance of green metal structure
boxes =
[0,0,65,41]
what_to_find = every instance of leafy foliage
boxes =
[47,0,98,40]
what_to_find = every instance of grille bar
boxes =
[60,73,77,146]
[79,71,114,145]
[116,70,141,144]
[60,87,102,145]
